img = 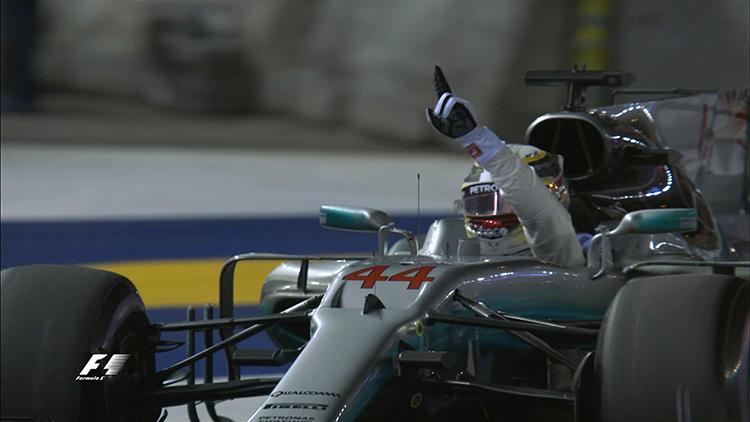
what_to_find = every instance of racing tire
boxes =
[1,265,160,422]
[594,274,749,422]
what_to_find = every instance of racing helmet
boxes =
[508,144,569,208]
[461,166,520,241]
[460,144,568,244]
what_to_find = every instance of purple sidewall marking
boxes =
[102,292,146,351]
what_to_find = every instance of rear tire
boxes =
[1,265,159,422]
[595,274,749,422]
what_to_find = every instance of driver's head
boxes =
[509,144,569,207]
[461,165,520,240]
[460,144,568,244]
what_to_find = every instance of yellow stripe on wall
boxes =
[90,259,282,307]
[573,0,611,70]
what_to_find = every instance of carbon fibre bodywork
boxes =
[253,215,704,421]
[255,255,616,421]
[526,109,723,250]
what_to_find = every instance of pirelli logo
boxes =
[263,403,329,411]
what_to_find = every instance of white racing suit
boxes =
[458,126,585,267]
[426,66,585,267]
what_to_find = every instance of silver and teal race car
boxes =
[2,70,748,422]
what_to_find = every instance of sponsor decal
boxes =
[465,142,483,159]
[270,390,342,399]
[466,183,499,196]
[343,265,436,290]
[469,224,510,239]
[76,353,129,381]
[263,403,329,411]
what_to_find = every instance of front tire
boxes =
[595,274,749,422]
[1,265,159,422]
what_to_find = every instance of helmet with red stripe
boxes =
[460,144,568,248]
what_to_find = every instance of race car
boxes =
[2,70,748,422]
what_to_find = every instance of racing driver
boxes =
[426,66,585,267]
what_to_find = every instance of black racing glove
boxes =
[425,65,478,139]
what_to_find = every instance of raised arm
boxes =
[426,66,584,267]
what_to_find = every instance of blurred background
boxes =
[1,0,748,417]
[2,0,748,143]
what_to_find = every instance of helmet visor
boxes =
[462,183,506,217]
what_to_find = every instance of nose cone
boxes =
[249,307,415,422]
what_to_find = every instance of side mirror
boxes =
[608,208,698,236]
[589,208,698,278]
[319,205,417,256]
[319,205,392,232]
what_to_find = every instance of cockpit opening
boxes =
[526,117,605,180]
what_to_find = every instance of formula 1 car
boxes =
[2,70,748,422]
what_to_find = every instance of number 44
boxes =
[342,265,436,290]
